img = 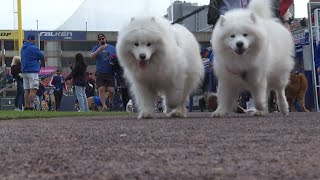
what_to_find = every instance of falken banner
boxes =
[24,31,87,41]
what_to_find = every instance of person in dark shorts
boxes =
[49,69,65,111]
[90,33,116,111]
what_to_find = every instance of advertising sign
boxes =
[0,30,22,40]
[24,31,87,41]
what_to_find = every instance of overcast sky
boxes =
[0,0,309,31]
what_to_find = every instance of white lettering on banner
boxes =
[39,32,73,37]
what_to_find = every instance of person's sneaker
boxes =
[206,93,218,112]
[269,101,279,113]
[14,108,21,111]
[236,105,246,113]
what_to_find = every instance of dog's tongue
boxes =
[139,61,148,70]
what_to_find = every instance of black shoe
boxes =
[269,103,278,113]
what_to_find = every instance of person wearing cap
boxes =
[49,69,65,111]
[20,34,44,110]
[90,33,116,111]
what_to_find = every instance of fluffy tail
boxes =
[248,0,273,19]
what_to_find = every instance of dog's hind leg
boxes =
[297,96,309,112]
[276,88,290,115]
[165,88,186,118]
[287,98,296,112]
[297,79,309,112]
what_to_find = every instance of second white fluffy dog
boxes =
[116,16,204,119]
[211,0,295,117]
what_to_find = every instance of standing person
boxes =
[20,35,44,110]
[49,69,65,111]
[90,33,115,111]
[11,56,24,111]
[65,53,89,112]
[35,81,45,110]
[86,72,96,98]
[207,0,293,28]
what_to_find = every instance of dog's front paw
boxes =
[138,112,154,119]
[280,109,289,116]
[168,109,186,118]
[253,110,267,116]
[211,111,226,118]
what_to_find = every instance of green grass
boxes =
[0,110,129,120]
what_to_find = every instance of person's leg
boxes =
[14,86,19,109]
[106,86,115,110]
[53,91,59,110]
[75,86,85,112]
[28,73,39,110]
[18,81,25,110]
[35,95,40,110]
[96,75,108,111]
[121,88,129,111]
[82,86,89,111]
[98,86,107,110]
[268,90,278,112]
[56,91,63,110]
[22,73,30,109]
[39,95,43,110]
[29,89,38,110]
[106,75,115,110]
[24,89,30,109]
[211,71,218,93]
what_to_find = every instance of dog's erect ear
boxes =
[151,17,156,22]
[131,17,135,22]
[250,13,256,23]
[219,15,226,26]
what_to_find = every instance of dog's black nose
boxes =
[236,41,244,48]
[140,53,146,60]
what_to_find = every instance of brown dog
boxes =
[41,100,49,111]
[285,72,309,112]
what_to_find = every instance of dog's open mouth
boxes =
[234,48,246,55]
[139,60,149,70]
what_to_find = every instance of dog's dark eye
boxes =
[230,35,235,38]
[243,33,248,37]
[134,42,139,46]
[147,43,151,46]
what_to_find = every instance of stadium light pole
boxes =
[36,20,40,48]
[17,0,23,55]
[170,0,174,22]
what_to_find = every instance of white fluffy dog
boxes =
[116,16,204,119]
[211,0,294,117]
